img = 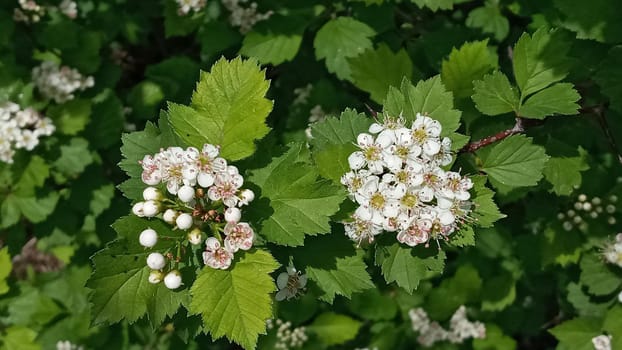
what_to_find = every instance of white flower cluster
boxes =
[13,0,45,23]
[221,0,273,34]
[305,105,326,139]
[32,61,94,104]
[0,102,55,164]
[266,319,308,350]
[58,0,78,19]
[292,84,312,106]
[603,233,622,268]
[558,194,618,231]
[592,334,612,350]
[275,265,307,301]
[409,306,485,347]
[176,0,206,16]
[56,340,83,350]
[132,144,256,289]
[341,113,473,247]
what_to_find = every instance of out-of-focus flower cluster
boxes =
[603,233,622,268]
[266,319,308,350]
[56,340,83,350]
[341,113,473,247]
[275,264,307,301]
[132,144,256,289]
[221,0,273,34]
[0,102,54,164]
[175,0,206,16]
[14,0,77,23]
[557,193,619,231]
[409,306,485,347]
[32,61,94,104]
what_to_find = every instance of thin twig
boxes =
[580,104,622,164]
[460,117,526,153]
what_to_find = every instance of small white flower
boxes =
[139,228,158,248]
[275,265,307,301]
[223,222,254,252]
[238,188,255,206]
[203,237,234,269]
[592,335,612,350]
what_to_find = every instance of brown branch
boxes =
[580,104,622,165]
[460,117,527,153]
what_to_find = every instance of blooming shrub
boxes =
[0,1,621,350]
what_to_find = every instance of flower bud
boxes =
[197,172,215,188]
[146,252,166,270]
[188,228,202,245]
[139,228,158,248]
[148,270,163,284]
[143,187,161,201]
[224,207,242,223]
[164,270,182,289]
[142,200,160,217]
[178,185,195,203]
[238,189,255,206]
[162,209,177,224]
[176,213,193,230]
[132,202,145,217]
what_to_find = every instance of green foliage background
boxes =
[1,0,622,349]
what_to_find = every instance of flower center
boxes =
[370,192,385,209]
[363,146,381,161]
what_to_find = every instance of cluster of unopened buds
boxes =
[275,264,307,301]
[13,0,77,23]
[557,194,618,231]
[341,113,473,247]
[132,144,255,289]
[0,102,55,164]
[266,319,308,349]
[409,306,485,347]
[175,0,206,15]
[32,61,94,104]
[221,0,273,34]
[592,334,612,350]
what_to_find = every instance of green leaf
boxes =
[306,251,374,303]
[240,32,302,66]
[13,155,48,197]
[554,0,622,43]
[549,317,602,350]
[567,282,610,317]
[0,247,11,295]
[441,40,498,99]
[314,17,376,80]
[5,193,60,224]
[348,288,398,321]
[127,81,165,119]
[594,46,622,113]
[579,254,621,296]
[87,216,187,325]
[410,0,462,11]
[349,44,416,103]
[473,324,517,350]
[466,3,509,41]
[47,99,92,135]
[426,264,482,319]
[543,147,589,196]
[145,56,200,102]
[383,76,462,135]
[481,270,516,311]
[1,326,41,350]
[449,226,475,247]
[168,57,273,161]
[471,176,506,227]
[604,306,622,348]
[54,138,93,178]
[479,135,549,188]
[518,83,580,119]
[309,109,372,183]
[472,71,520,116]
[375,243,446,293]
[119,122,162,179]
[189,250,279,350]
[308,312,362,346]
[248,143,345,246]
[512,27,573,98]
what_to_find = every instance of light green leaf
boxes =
[189,250,279,350]
[54,138,93,178]
[314,17,376,80]
[119,122,162,179]
[168,57,273,161]
[383,76,461,136]
[512,27,573,98]
[479,135,549,188]
[567,282,610,318]
[471,176,506,227]
[518,83,580,119]
[543,148,589,196]
[349,44,416,103]
[0,247,11,295]
[410,0,463,11]
[449,226,475,247]
[472,71,519,116]
[1,326,41,350]
[580,254,621,296]
[375,243,446,293]
[549,317,602,350]
[248,143,345,246]
[13,155,48,197]
[308,312,362,346]
[441,40,498,99]
[240,32,302,66]
[473,324,517,350]
[306,252,374,303]
[10,193,60,224]
[554,0,622,43]
[47,98,92,135]
[604,306,622,347]
[349,288,398,321]
[466,3,509,41]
